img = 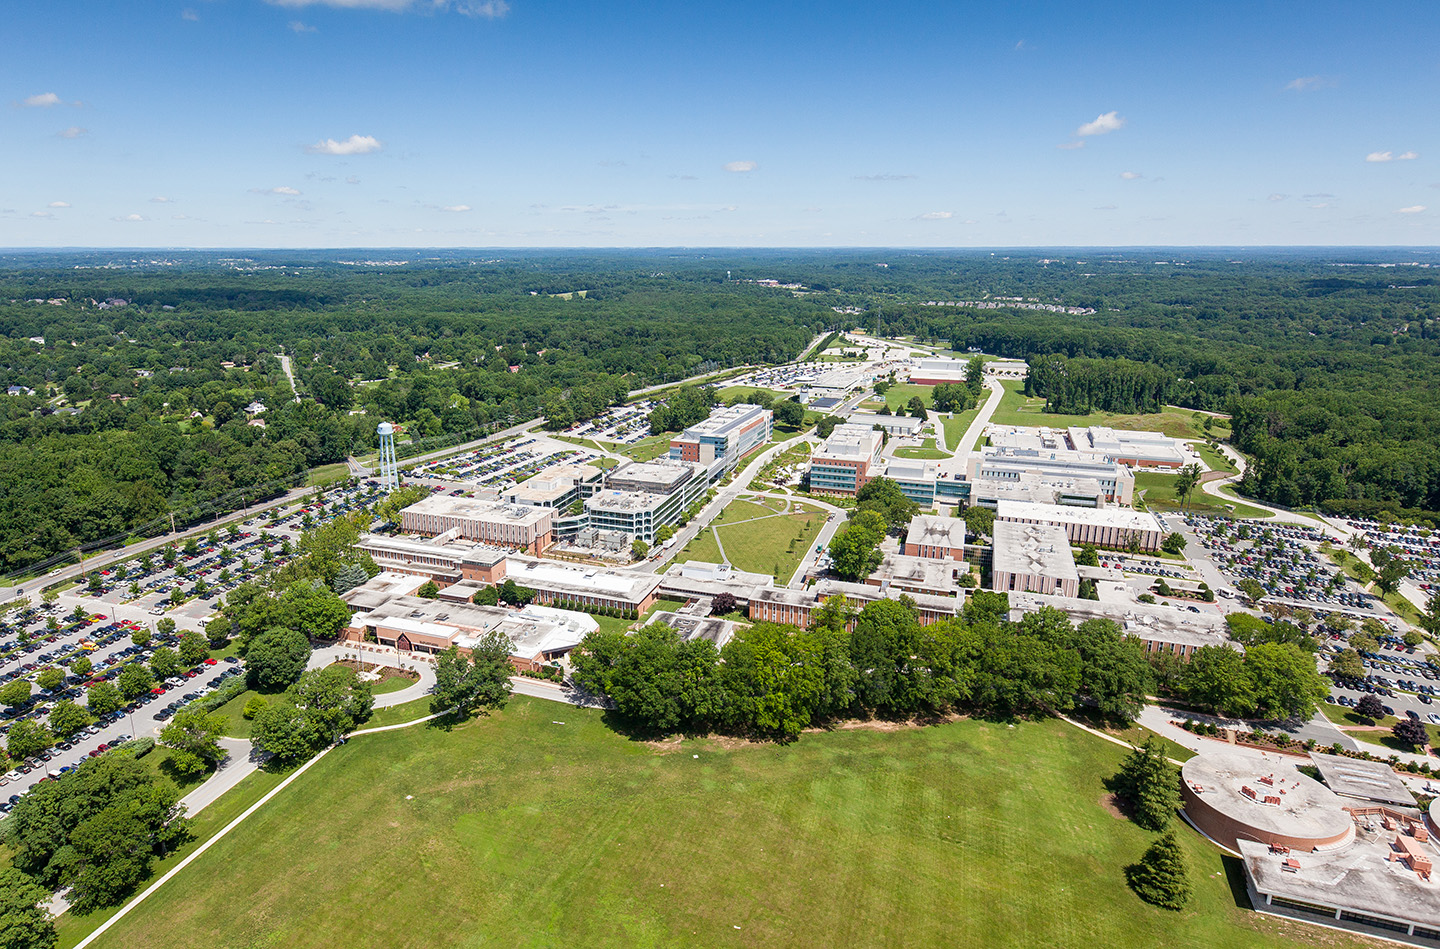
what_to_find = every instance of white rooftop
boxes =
[996,499,1161,533]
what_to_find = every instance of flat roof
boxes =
[996,499,1161,533]
[1308,752,1417,807]
[905,514,968,550]
[677,403,771,439]
[647,611,740,648]
[1242,832,1440,929]
[870,552,959,592]
[1006,590,1228,642]
[814,423,883,460]
[505,557,662,600]
[847,411,924,431]
[991,520,1078,581]
[401,494,552,527]
[1182,751,1353,842]
[607,459,702,492]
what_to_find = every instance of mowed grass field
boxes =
[1133,472,1274,520]
[78,698,1372,949]
[681,497,825,579]
[987,381,1223,440]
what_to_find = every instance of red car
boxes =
[150,687,166,695]
[202,658,218,665]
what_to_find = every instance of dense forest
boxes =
[3,247,1438,572]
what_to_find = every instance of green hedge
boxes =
[184,675,248,714]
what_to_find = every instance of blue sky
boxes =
[2,0,1436,247]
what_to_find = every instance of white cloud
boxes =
[440,204,471,212]
[1309,203,1331,209]
[57,126,87,138]
[723,160,757,173]
[252,186,303,196]
[1120,171,1143,180]
[1268,193,1286,201]
[182,8,199,20]
[1398,151,1420,161]
[1056,141,1085,151]
[1093,205,1118,211]
[265,0,509,15]
[1397,205,1427,214]
[48,201,70,208]
[1285,76,1325,92]
[113,213,147,222]
[150,196,171,203]
[305,134,382,155]
[21,92,62,108]
[917,211,953,220]
[1367,151,1394,162]
[1076,111,1124,137]
[31,211,53,218]
[290,20,318,32]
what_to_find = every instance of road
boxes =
[955,377,1004,453]
[277,353,301,404]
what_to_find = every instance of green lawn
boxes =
[1133,473,1273,520]
[717,386,792,403]
[941,407,981,453]
[1334,710,1439,751]
[881,382,935,411]
[1192,441,1236,475]
[988,381,1219,440]
[679,498,826,580]
[614,433,675,463]
[211,687,261,739]
[893,438,951,460]
[78,698,1373,949]
[306,462,351,487]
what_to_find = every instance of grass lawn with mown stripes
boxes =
[78,697,1372,949]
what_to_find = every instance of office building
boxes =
[995,499,1163,552]
[903,514,968,560]
[807,423,884,495]
[400,495,556,555]
[669,403,773,475]
[502,462,605,510]
[990,521,1080,598]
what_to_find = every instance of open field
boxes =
[893,438,951,460]
[1192,442,1236,475]
[881,382,935,411]
[988,382,1222,440]
[1133,473,1274,520]
[717,385,793,404]
[78,699,1372,949]
[680,497,825,579]
[306,463,351,487]
[941,407,981,452]
[1334,710,1440,751]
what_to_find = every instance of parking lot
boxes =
[1343,517,1440,595]
[1,479,392,813]
[1321,629,1440,729]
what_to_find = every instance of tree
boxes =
[1127,831,1191,910]
[149,647,181,681]
[86,681,124,717]
[0,680,32,708]
[5,719,49,760]
[1376,555,1412,598]
[431,636,514,718]
[772,398,805,429]
[711,591,738,617]
[1244,641,1329,721]
[70,655,92,677]
[1173,463,1202,510]
[130,627,151,647]
[1161,532,1186,555]
[205,615,232,648]
[853,477,919,533]
[1073,619,1153,723]
[828,510,886,581]
[117,662,154,700]
[242,695,267,719]
[0,867,57,949]
[1181,646,1254,718]
[1422,590,1440,640]
[331,562,370,595]
[1355,693,1386,722]
[35,666,64,692]
[245,626,311,691]
[1112,737,1181,831]
[1236,577,1266,607]
[48,700,92,739]
[1077,544,1100,567]
[159,709,228,777]
[1393,717,1429,750]
[472,585,500,607]
[631,539,650,560]
[1404,630,1423,649]
[251,666,374,761]
[416,580,440,599]
[962,505,994,539]
[906,395,926,418]
[178,630,208,666]
[498,579,535,606]
[1327,648,1365,680]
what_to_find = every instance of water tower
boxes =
[376,421,399,492]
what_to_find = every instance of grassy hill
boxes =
[73,698,1370,949]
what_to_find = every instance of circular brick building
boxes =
[1180,750,1353,853]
